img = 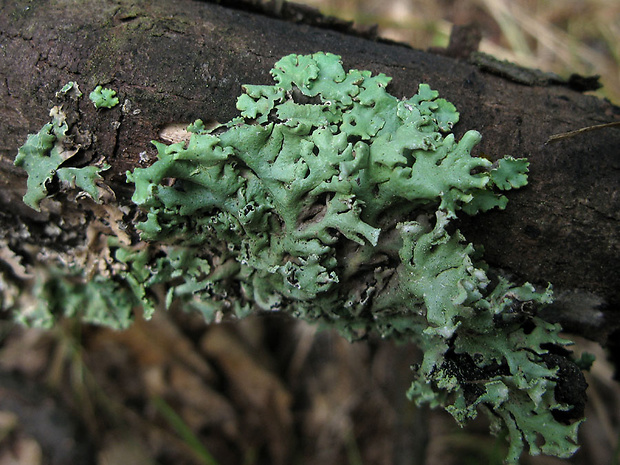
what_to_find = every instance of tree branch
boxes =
[1,0,618,343]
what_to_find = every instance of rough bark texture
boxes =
[0,0,618,344]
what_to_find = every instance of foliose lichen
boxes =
[12,53,585,463]
[13,106,108,211]
[89,85,119,109]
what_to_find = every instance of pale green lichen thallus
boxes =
[13,53,584,463]
[89,85,119,109]
[127,52,582,463]
[13,106,108,211]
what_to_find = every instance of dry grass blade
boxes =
[546,121,620,144]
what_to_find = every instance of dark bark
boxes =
[0,0,618,344]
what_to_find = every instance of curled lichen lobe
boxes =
[13,105,108,211]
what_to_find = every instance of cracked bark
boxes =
[0,0,619,348]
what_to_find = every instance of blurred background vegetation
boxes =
[293,0,620,103]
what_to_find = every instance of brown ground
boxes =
[0,309,619,465]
